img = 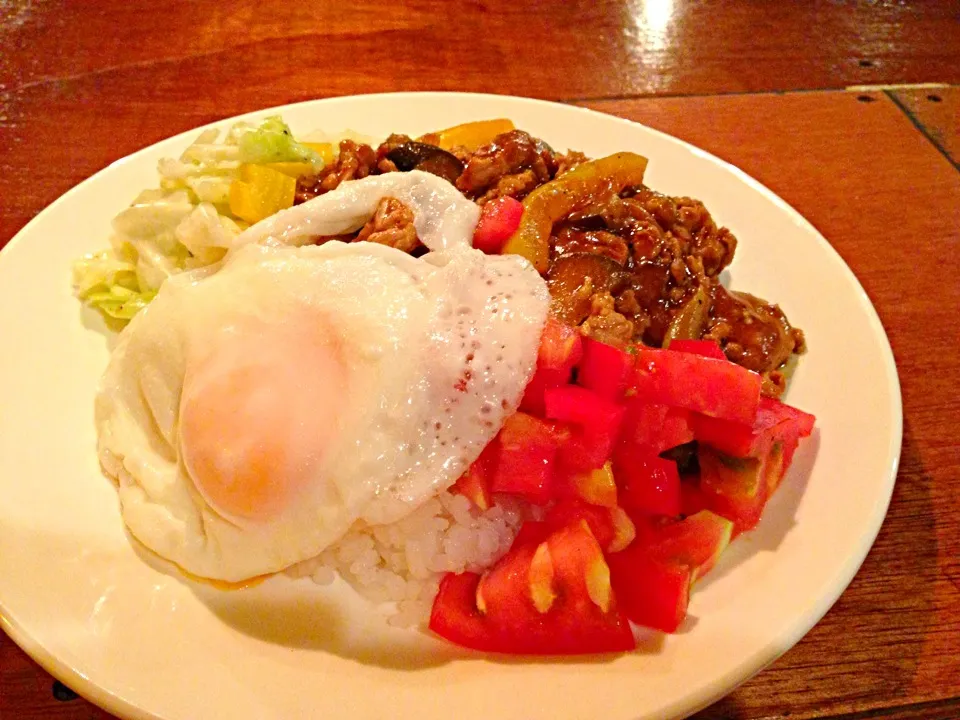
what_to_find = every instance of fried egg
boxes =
[95,171,550,581]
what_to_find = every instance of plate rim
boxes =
[0,91,903,720]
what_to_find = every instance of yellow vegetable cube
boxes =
[229,164,297,224]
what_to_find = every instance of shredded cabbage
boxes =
[83,286,158,321]
[238,116,323,166]
[72,252,157,320]
[73,116,323,322]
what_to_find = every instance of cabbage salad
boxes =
[73,117,326,320]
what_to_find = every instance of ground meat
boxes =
[374,133,412,174]
[624,189,737,277]
[354,197,420,253]
[792,326,807,354]
[579,292,635,347]
[553,226,630,265]
[704,285,800,377]
[555,150,589,176]
[376,133,413,159]
[762,370,789,398]
[548,187,743,348]
[600,196,668,263]
[295,140,379,203]
[456,130,556,198]
[445,145,473,164]
[290,123,802,389]
[614,288,652,337]
[475,169,543,205]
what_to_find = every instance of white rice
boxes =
[286,491,531,627]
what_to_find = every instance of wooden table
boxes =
[1,2,958,719]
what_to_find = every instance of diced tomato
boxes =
[472,196,524,254]
[642,510,733,582]
[545,523,629,636]
[491,412,563,504]
[607,510,732,633]
[475,535,542,615]
[697,446,768,534]
[667,339,726,360]
[544,500,637,554]
[538,318,583,373]
[631,346,761,425]
[763,436,799,494]
[429,523,635,654]
[775,401,815,438]
[544,385,620,429]
[608,549,691,633]
[761,405,812,493]
[429,572,497,651]
[607,506,638,552]
[544,385,625,471]
[624,510,669,547]
[680,481,711,517]
[661,410,695,451]
[520,319,583,416]
[435,316,814,653]
[578,337,634,401]
[691,397,815,533]
[560,434,610,474]
[545,499,614,550]
[691,396,815,459]
[512,520,552,549]
[519,367,563,416]
[613,452,682,517]
[567,461,618,508]
[451,442,497,510]
[618,400,694,455]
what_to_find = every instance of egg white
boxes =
[96,221,549,580]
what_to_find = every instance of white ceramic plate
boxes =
[0,93,901,720]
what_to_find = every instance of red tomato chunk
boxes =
[472,196,524,254]
[667,339,726,360]
[436,330,816,654]
[608,549,691,633]
[490,412,565,505]
[520,318,582,415]
[578,336,634,401]
[451,443,497,511]
[691,396,815,460]
[619,401,694,455]
[429,522,635,654]
[614,452,682,517]
[544,385,625,471]
[608,511,732,632]
[632,345,761,424]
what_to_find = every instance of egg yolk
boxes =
[179,318,347,523]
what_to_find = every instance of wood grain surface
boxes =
[888,86,960,167]
[1,1,959,719]
[2,0,959,101]
[3,0,960,246]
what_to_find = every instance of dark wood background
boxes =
[1,2,958,718]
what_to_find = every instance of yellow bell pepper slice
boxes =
[419,118,515,152]
[229,164,297,224]
[502,152,649,274]
[260,142,334,178]
[302,142,336,167]
[262,161,316,178]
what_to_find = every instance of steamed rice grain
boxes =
[287,491,532,626]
